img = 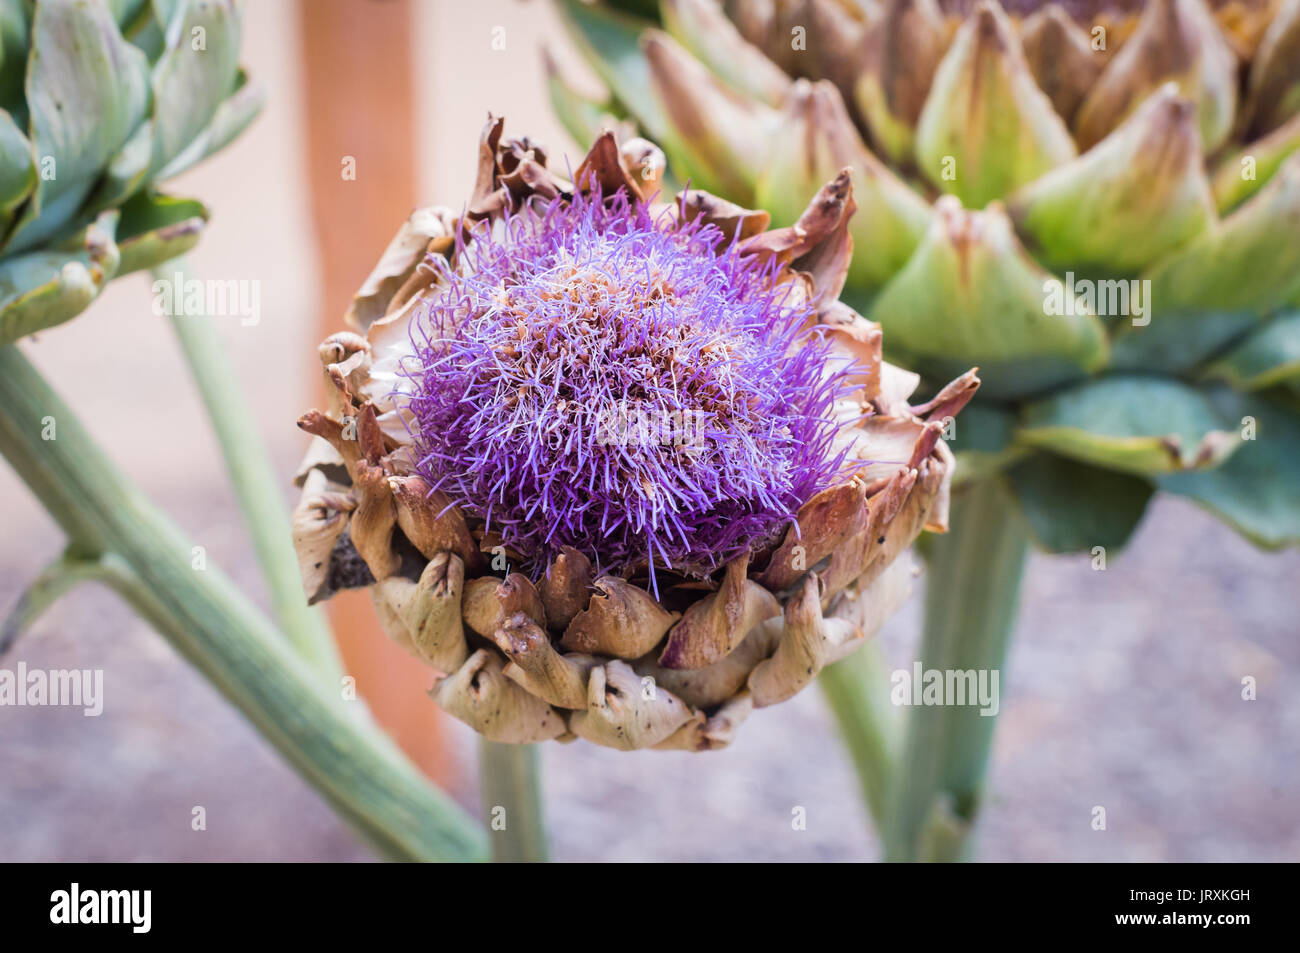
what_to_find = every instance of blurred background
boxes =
[0,0,1296,862]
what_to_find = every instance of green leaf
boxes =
[1017,375,1240,476]
[0,106,35,224]
[148,0,241,174]
[1200,311,1300,391]
[152,68,262,181]
[0,209,120,342]
[6,0,151,253]
[1005,452,1154,554]
[1108,308,1258,375]
[869,198,1108,400]
[1159,393,1300,549]
[115,188,206,274]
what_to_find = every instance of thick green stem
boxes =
[157,260,339,678]
[0,344,485,862]
[883,477,1029,862]
[819,641,899,831]
[478,741,549,863]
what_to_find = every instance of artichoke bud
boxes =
[869,196,1108,399]
[1242,0,1300,138]
[914,1,1077,207]
[642,29,778,202]
[1143,150,1300,317]
[853,0,947,165]
[1074,0,1238,153]
[1008,83,1215,274]
[1018,3,1104,126]
[661,0,793,107]
[755,78,932,294]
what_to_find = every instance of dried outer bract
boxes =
[538,546,595,631]
[658,555,781,669]
[292,469,356,605]
[462,573,548,638]
[496,612,598,710]
[561,577,680,658]
[372,553,469,675]
[568,660,699,750]
[433,650,568,744]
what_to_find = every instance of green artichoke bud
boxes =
[554,0,1300,551]
[0,0,260,343]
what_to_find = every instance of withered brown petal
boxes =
[567,660,698,750]
[561,577,679,658]
[658,555,780,669]
[462,573,547,637]
[495,612,596,710]
[538,545,594,631]
[432,649,567,743]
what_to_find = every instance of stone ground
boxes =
[2,488,1296,862]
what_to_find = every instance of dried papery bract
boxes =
[292,118,970,750]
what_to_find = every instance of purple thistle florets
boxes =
[402,186,859,591]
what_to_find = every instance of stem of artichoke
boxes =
[818,641,899,831]
[882,477,1029,862]
[157,260,340,679]
[0,343,486,862]
[478,740,550,863]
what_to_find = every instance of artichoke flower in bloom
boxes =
[553,0,1300,552]
[291,118,975,750]
[0,0,260,343]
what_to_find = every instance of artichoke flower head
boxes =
[553,0,1300,553]
[292,118,974,750]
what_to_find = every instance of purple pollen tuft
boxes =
[402,186,860,592]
